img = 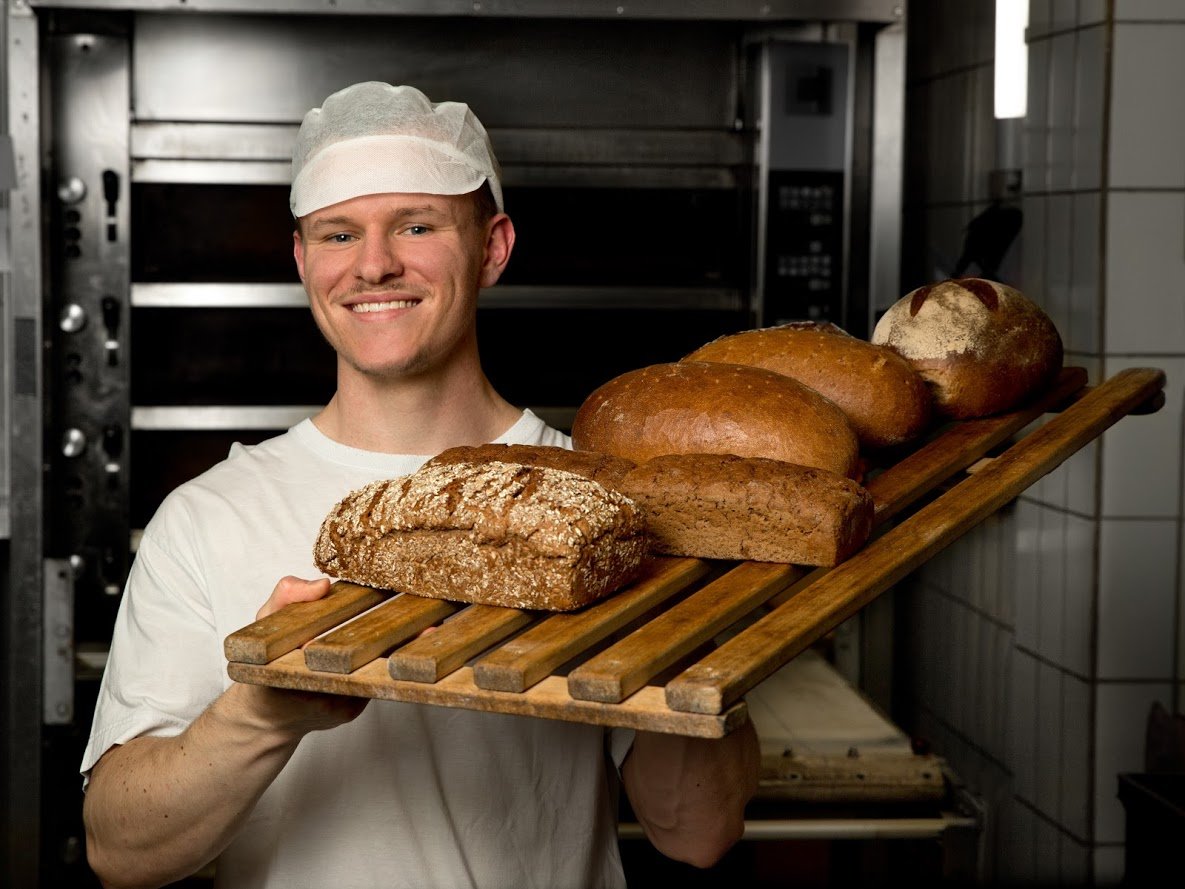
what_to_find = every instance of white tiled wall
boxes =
[1097,518,1178,679]
[1109,24,1185,185]
[1103,193,1185,355]
[902,2,1185,885]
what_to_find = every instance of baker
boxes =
[79,81,759,889]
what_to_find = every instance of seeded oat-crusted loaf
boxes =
[425,443,637,489]
[616,453,875,566]
[313,461,647,611]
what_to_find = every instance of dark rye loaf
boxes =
[313,461,647,611]
[615,453,875,566]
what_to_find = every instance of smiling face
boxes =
[293,189,513,386]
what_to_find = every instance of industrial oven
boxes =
[1,1,910,885]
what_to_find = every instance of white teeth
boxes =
[350,299,417,313]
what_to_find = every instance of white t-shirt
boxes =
[82,410,634,889]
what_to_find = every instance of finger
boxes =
[256,575,332,620]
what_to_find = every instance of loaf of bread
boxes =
[425,443,637,489]
[682,322,932,449]
[313,461,647,611]
[616,453,875,566]
[871,277,1063,419]
[571,361,860,479]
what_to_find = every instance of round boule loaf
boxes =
[871,277,1063,419]
[571,361,860,479]
[682,322,932,449]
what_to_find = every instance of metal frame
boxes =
[4,3,46,886]
[26,0,904,23]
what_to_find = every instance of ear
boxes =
[293,228,307,283]
[478,214,516,289]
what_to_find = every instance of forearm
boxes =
[83,683,300,889]
[622,719,760,868]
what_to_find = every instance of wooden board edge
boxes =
[228,652,745,738]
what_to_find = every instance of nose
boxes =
[354,232,404,283]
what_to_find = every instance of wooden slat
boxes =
[471,556,714,692]
[664,366,1167,715]
[567,562,808,703]
[303,594,457,674]
[388,605,533,683]
[223,581,392,665]
[229,650,746,738]
[863,365,1087,522]
[562,370,1090,704]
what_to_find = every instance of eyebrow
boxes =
[305,204,450,232]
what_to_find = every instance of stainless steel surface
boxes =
[129,404,581,433]
[132,122,744,167]
[132,405,320,431]
[619,812,979,841]
[868,18,905,327]
[129,13,739,128]
[131,282,744,311]
[28,0,906,24]
[4,3,44,884]
[42,559,74,725]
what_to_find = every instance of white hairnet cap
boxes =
[290,82,503,217]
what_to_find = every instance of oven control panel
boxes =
[756,39,851,329]
[764,169,845,325]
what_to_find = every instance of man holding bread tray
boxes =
[78,81,759,889]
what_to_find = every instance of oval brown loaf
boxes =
[871,277,1063,419]
[571,361,860,479]
[682,323,932,449]
[313,461,646,611]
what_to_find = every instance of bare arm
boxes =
[83,577,366,889]
[620,718,760,868]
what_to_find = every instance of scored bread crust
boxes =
[425,443,637,489]
[871,277,1063,419]
[616,453,874,566]
[313,461,647,611]
[571,361,860,479]
[683,325,932,449]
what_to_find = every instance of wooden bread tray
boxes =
[226,367,1166,738]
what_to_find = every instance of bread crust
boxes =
[683,325,932,449]
[425,443,637,489]
[313,462,647,611]
[616,453,874,566]
[571,361,860,479]
[871,277,1063,419]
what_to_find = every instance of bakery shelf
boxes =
[225,366,1166,737]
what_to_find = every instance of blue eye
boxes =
[407,225,430,235]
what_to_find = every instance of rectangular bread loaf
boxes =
[615,453,874,566]
[313,461,647,611]
[425,443,637,489]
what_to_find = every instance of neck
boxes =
[312,361,522,455]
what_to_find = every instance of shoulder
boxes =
[499,409,573,450]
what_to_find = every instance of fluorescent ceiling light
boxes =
[994,0,1029,119]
